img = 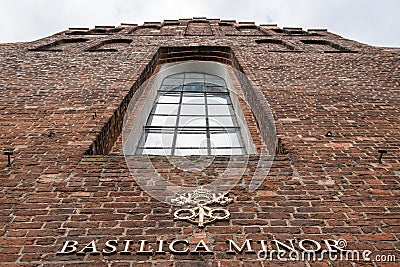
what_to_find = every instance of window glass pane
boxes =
[149,115,177,126]
[204,74,216,79]
[142,148,172,155]
[207,94,229,104]
[170,74,184,78]
[163,77,183,86]
[185,78,204,84]
[185,81,203,85]
[210,131,241,147]
[183,83,204,92]
[179,116,207,127]
[211,148,243,155]
[175,149,208,156]
[144,131,174,147]
[176,131,207,147]
[160,85,182,92]
[185,73,204,79]
[206,85,227,93]
[158,93,181,103]
[208,105,232,115]
[138,71,247,156]
[206,78,225,86]
[153,104,179,115]
[208,116,235,127]
[182,93,205,104]
[180,105,206,115]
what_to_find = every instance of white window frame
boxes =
[122,61,256,156]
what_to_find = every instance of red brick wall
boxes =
[0,18,399,266]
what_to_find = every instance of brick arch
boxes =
[86,46,244,155]
[155,46,244,72]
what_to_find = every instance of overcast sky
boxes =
[0,0,399,47]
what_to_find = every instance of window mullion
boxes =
[171,80,184,156]
[138,71,249,156]
[204,85,211,156]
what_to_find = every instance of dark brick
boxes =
[0,17,398,267]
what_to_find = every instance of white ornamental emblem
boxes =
[171,188,233,228]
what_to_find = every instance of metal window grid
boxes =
[137,72,247,156]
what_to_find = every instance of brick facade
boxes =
[0,18,399,266]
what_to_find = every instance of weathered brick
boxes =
[0,17,399,267]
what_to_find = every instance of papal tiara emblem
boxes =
[171,188,233,228]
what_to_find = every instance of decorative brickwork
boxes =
[0,18,399,266]
[87,39,133,52]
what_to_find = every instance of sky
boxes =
[0,0,399,47]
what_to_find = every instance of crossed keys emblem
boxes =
[171,188,233,228]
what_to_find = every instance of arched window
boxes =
[136,72,247,156]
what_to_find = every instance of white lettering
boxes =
[362,250,372,261]
[103,240,118,255]
[169,240,189,254]
[298,239,322,253]
[138,240,153,255]
[226,239,255,254]
[77,240,99,255]
[57,240,78,255]
[192,240,213,254]
[120,240,134,255]
[156,240,166,254]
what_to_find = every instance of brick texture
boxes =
[0,18,399,266]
